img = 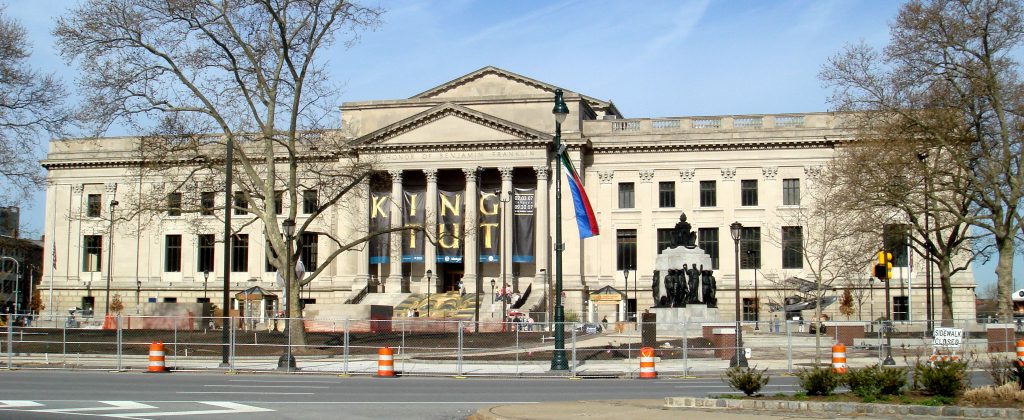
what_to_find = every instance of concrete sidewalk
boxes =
[468,400,892,420]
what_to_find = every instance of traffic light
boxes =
[873,250,894,280]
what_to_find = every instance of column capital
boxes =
[639,169,655,183]
[462,167,479,180]
[423,168,438,182]
[499,166,514,181]
[72,184,84,194]
[720,167,737,180]
[533,165,550,180]
[762,166,778,180]
[388,169,403,183]
[105,182,118,193]
[679,168,695,182]
[598,170,614,185]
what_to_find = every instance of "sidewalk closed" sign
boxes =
[932,327,963,348]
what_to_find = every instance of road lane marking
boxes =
[177,392,315,395]
[228,379,338,384]
[35,401,157,414]
[113,402,273,418]
[0,401,44,408]
[204,384,329,389]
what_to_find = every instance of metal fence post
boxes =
[515,324,520,377]
[683,318,689,376]
[6,321,12,369]
[786,319,793,374]
[457,320,464,376]
[343,318,350,376]
[287,315,294,373]
[570,322,577,377]
[62,317,67,366]
[116,314,123,371]
[173,319,178,370]
[229,317,236,371]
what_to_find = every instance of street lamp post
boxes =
[490,279,496,319]
[203,270,210,299]
[622,269,631,323]
[277,218,296,371]
[729,222,748,367]
[917,151,934,330]
[220,136,235,368]
[425,269,432,317]
[551,89,569,371]
[105,200,119,316]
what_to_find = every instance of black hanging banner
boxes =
[369,191,390,264]
[402,190,425,262]
[436,189,464,263]
[512,187,535,263]
[478,189,500,263]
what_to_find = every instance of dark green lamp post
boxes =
[551,89,569,371]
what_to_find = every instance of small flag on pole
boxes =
[560,152,599,239]
[51,242,57,269]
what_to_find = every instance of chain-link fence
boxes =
[2,314,1021,377]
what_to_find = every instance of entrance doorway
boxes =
[443,270,463,292]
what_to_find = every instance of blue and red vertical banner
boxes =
[560,153,599,239]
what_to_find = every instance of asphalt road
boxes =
[0,369,994,419]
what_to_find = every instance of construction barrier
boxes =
[148,342,166,373]
[831,343,847,374]
[378,347,395,377]
[1017,340,1024,367]
[639,347,656,379]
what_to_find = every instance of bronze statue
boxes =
[671,212,698,248]
[686,264,701,304]
[702,266,717,308]
[651,270,662,307]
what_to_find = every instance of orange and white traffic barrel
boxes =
[377,347,395,377]
[639,347,657,379]
[1016,339,1024,366]
[831,343,847,374]
[148,342,166,373]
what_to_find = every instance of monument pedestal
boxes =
[650,305,720,335]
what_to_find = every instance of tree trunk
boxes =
[995,236,1016,320]
[287,267,306,347]
[937,260,954,327]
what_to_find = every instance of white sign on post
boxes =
[932,327,963,349]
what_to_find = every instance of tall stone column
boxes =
[387,169,404,289]
[356,177,370,280]
[463,168,479,292]
[533,165,550,290]
[499,166,514,291]
[423,168,438,292]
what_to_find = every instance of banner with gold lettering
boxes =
[402,190,425,262]
[478,189,500,263]
[436,189,464,263]
[369,191,390,264]
[512,187,535,263]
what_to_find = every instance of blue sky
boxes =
[6,0,1021,291]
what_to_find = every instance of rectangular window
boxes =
[699,181,717,207]
[274,190,284,215]
[743,298,759,322]
[883,224,910,267]
[658,181,675,208]
[201,192,215,216]
[233,191,247,215]
[163,297,177,303]
[893,296,909,321]
[303,190,318,214]
[167,193,182,216]
[197,297,211,304]
[741,179,758,206]
[616,229,637,271]
[781,226,803,269]
[656,228,673,254]
[231,234,248,272]
[197,234,215,273]
[82,235,102,272]
[300,232,319,271]
[164,235,182,272]
[87,194,102,217]
[783,178,800,205]
[697,228,720,269]
[618,182,635,209]
[740,227,761,269]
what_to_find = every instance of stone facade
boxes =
[39,66,977,324]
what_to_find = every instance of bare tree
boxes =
[766,163,877,364]
[821,0,1024,318]
[0,5,68,206]
[54,0,394,345]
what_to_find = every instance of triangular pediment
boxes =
[351,103,552,148]
[590,285,625,297]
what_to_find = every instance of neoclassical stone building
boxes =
[40,67,977,324]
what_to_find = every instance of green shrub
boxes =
[915,360,969,397]
[795,367,842,396]
[723,365,770,396]
[918,396,955,406]
[845,364,907,398]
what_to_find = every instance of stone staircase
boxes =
[394,292,481,320]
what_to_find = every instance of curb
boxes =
[665,397,1024,419]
